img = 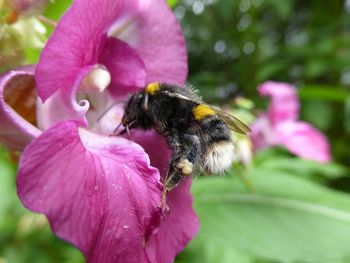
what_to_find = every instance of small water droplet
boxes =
[123,225,129,229]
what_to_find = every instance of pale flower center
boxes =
[78,65,124,135]
[81,66,111,92]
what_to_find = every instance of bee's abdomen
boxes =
[200,117,235,174]
[202,141,235,174]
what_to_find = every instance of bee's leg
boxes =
[163,134,201,191]
[160,188,170,214]
[160,133,201,211]
[158,131,181,211]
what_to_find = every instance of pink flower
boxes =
[0,66,40,150]
[10,0,48,15]
[1,0,199,262]
[251,81,331,163]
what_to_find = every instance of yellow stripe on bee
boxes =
[193,104,215,120]
[145,82,160,95]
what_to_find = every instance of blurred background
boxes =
[1,0,350,262]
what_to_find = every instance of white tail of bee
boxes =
[202,141,235,174]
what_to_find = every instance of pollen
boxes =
[177,159,193,175]
[145,82,160,95]
[193,104,215,120]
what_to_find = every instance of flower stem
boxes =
[37,15,57,27]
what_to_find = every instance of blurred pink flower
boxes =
[0,0,199,262]
[9,0,48,15]
[251,81,331,163]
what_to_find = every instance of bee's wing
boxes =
[161,90,250,135]
[210,106,251,135]
[161,90,203,103]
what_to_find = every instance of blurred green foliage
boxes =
[177,0,350,167]
[179,149,350,263]
[175,1,350,261]
[1,0,350,262]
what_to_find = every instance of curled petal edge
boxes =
[0,66,41,150]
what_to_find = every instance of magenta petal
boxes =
[258,81,299,124]
[124,1,188,85]
[34,0,122,100]
[250,114,279,151]
[36,66,94,130]
[17,121,163,262]
[146,179,199,263]
[130,130,170,176]
[36,0,187,101]
[0,66,41,150]
[99,37,146,96]
[275,121,331,163]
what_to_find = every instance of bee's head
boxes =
[121,91,152,130]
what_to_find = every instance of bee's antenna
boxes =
[97,102,117,122]
[112,122,123,135]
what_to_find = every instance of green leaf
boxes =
[304,59,330,79]
[253,149,347,182]
[256,60,289,82]
[217,0,237,22]
[0,148,17,226]
[299,85,349,102]
[43,0,73,36]
[301,100,334,130]
[345,96,350,134]
[264,0,293,19]
[176,242,252,263]
[187,171,350,262]
[44,0,73,21]
[23,47,42,64]
[167,0,178,8]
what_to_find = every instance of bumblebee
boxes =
[119,82,250,204]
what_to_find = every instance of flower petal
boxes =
[146,178,200,263]
[98,37,146,97]
[131,130,200,262]
[130,130,171,176]
[258,81,299,124]
[36,0,187,101]
[36,66,94,130]
[11,0,48,15]
[115,0,188,85]
[250,114,279,151]
[275,121,331,163]
[0,66,41,150]
[17,121,163,262]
